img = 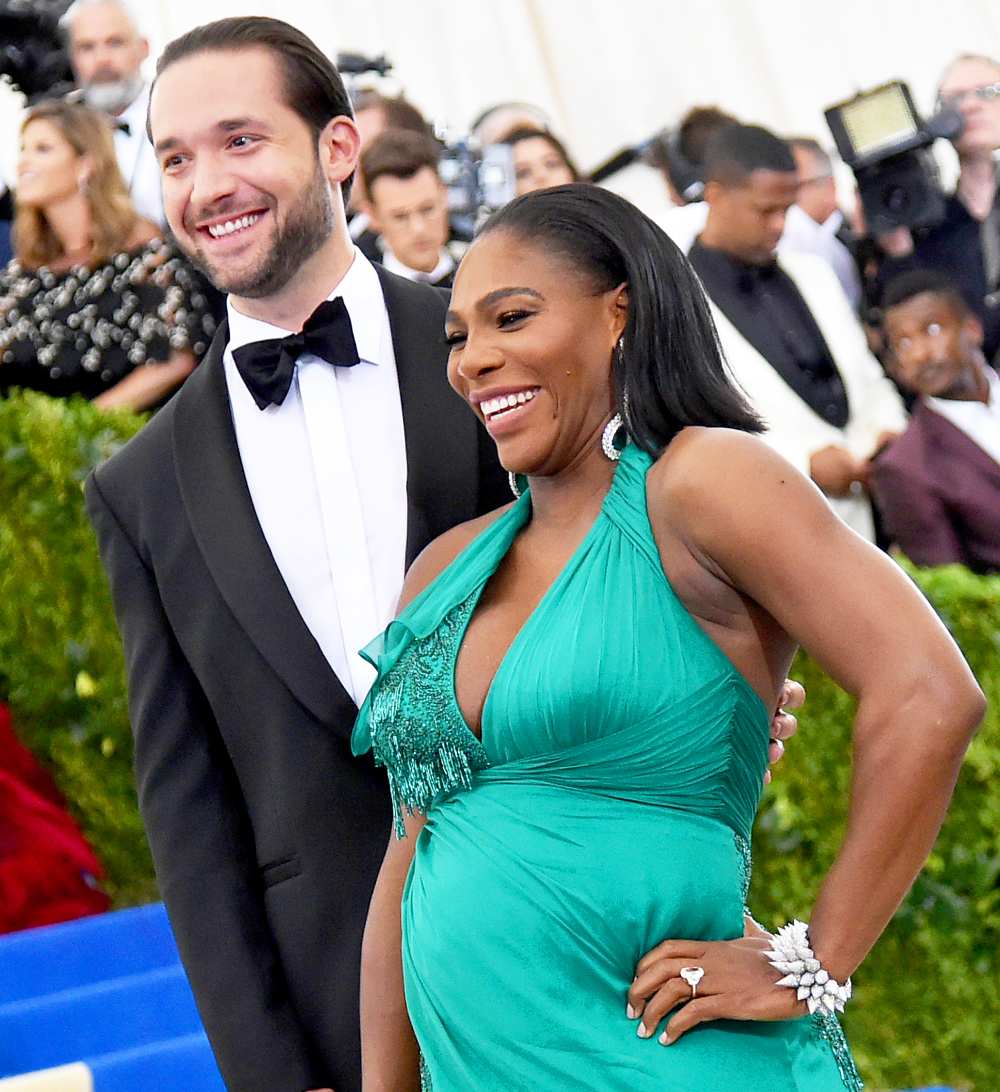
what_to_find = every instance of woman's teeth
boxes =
[482,389,539,419]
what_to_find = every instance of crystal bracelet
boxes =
[765,920,853,1014]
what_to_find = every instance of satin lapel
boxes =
[171,324,351,727]
[375,266,479,564]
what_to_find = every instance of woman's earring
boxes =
[601,414,624,462]
[508,471,522,498]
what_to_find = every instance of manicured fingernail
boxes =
[659,1031,671,1046]
[637,1023,651,1039]
[626,1004,637,1019]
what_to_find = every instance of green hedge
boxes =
[1,392,997,1089]
[0,392,152,906]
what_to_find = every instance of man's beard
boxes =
[179,164,335,299]
[81,73,145,115]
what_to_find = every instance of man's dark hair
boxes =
[882,269,970,317]
[351,90,430,137]
[478,184,763,455]
[152,17,356,200]
[704,124,796,187]
[501,126,582,181]
[677,106,739,167]
[362,130,441,196]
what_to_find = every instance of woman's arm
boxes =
[630,428,984,1042]
[92,350,197,412]
[361,812,426,1092]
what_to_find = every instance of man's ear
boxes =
[138,37,150,65]
[365,194,383,235]
[703,179,722,205]
[962,311,984,349]
[319,115,361,191]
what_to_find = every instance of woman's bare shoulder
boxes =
[398,503,516,612]
[650,426,813,529]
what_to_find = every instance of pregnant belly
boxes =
[402,780,746,1010]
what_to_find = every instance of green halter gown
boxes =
[353,443,862,1092]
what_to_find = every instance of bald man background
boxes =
[62,0,164,226]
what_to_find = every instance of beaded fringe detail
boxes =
[734,832,752,907]
[812,1011,864,1091]
[419,1053,433,1092]
[368,593,490,837]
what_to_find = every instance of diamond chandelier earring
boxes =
[508,471,522,499]
[602,336,628,461]
[601,414,624,461]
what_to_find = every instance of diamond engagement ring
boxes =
[679,965,705,998]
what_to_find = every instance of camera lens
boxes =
[883,184,911,214]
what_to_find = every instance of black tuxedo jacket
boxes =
[85,268,508,1092]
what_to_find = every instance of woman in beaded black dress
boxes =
[0,100,215,411]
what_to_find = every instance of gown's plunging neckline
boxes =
[451,502,607,743]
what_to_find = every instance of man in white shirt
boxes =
[61,0,163,226]
[784,138,862,309]
[84,17,508,1092]
[360,129,461,288]
[875,269,1000,571]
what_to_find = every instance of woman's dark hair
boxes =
[502,126,582,181]
[152,17,356,202]
[478,184,763,454]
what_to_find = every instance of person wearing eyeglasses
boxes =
[875,53,1000,361]
[782,138,862,309]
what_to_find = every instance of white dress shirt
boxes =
[928,366,1000,466]
[381,246,455,285]
[781,205,862,309]
[113,85,165,228]
[654,200,709,253]
[223,250,408,705]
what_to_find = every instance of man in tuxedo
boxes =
[84,17,508,1092]
[85,20,799,1091]
[688,124,906,541]
[874,269,1000,572]
[361,130,462,288]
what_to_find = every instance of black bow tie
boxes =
[232,297,361,410]
[114,120,131,136]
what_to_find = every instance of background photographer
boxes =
[875,54,1000,360]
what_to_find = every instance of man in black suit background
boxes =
[84,17,508,1092]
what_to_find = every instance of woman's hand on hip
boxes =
[627,935,804,1045]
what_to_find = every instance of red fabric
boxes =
[0,704,110,933]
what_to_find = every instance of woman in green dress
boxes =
[354,185,984,1091]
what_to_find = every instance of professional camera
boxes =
[0,0,73,101]
[824,80,962,234]
[437,135,516,237]
[341,51,517,234]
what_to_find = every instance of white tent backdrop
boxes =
[2,0,1000,215]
